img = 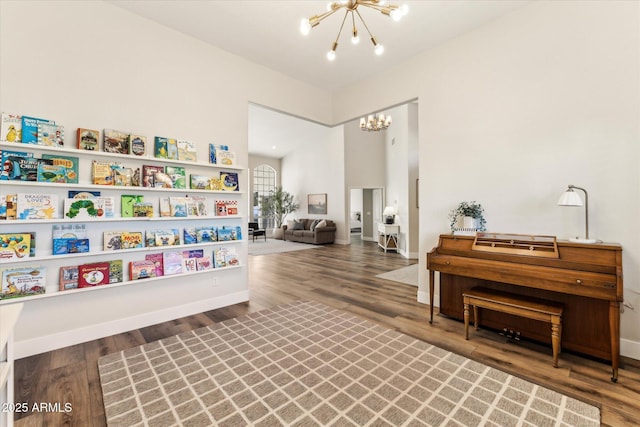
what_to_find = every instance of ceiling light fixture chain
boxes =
[300,0,409,61]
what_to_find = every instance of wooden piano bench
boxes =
[463,287,564,368]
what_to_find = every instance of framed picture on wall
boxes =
[308,193,327,214]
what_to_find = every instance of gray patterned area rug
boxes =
[98,300,599,426]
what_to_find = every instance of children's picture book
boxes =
[186,198,199,217]
[37,122,64,147]
[217,227,234,241]
[169,197,188,217]
[129,260,157,280]
[196,226,216,242]
[104,231,124,250]
[190,195,208,216]
[189,174,211,190]
[167,138,178,160]
[120,231,144,249]
[154,136,168,158]
[182,257,197,272]
[220,172,239,191]
[112,165,136,186]
[133,202,154,217]
[121,194,144,217]
[67,239,89,254]
[16,193,58,219]
[42,154,79,183]
[68,190,100,199]
[21,116,54,144]
[182,249,204,259]
[164,165,186,189]
[6,156,46,182]
[1,150,33,180]
[225,249,240,267]
[152,171,173,188]
[214,248,227,268]
[209,143,229,164]
[59,265,79,291]
[1,266,46,299]
[142,165,164,188]
[159,197,171,217]
[53,224,88,255]
[145,253,164,277]
[103,129,130,154]
[0,233,31,259]
[162,251,184,275]
[3,194,17,220]
[183,228,197,244]
[77,128,99,150]
[177,140,197,162]
[154,229,176,246]
[36,163,66,183]
[92,160,114,185]
[216,200,238,216]
[64,198,106,219]
[129,134,146,156]
[1,113,22,142]
[216,150,236,166]
[109,259,123,283]
[78,262,111,287]
[196,256,212,271]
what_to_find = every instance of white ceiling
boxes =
[108,0,529,158]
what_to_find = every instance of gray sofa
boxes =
[282,219,336,244]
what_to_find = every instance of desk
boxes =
[378,223,399,252]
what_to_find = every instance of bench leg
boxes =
[551,315,562,368]
[473,306,479,331]
[464,302,470,340]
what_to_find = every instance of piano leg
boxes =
[429,269,435,324]
[610,301,620,382]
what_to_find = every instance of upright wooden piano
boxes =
[427,233,623,381]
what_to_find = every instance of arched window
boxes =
[252,164,276,229]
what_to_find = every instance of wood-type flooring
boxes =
[12,238,640,426]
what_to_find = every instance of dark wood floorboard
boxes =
[13,237,640,426]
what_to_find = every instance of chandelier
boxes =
[300,0,409,61]
[360,113,392,131]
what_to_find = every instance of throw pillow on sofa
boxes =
[310,219,321,231]
[315,219,327,229]
[292,220,305,230]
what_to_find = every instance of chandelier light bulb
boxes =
[351,29,360,44]
[401,4,409,16]
[375,43,384,55]
[327,49,336,61]
[300,19,311,35]
[390,9,402,21]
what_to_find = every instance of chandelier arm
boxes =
[310,7,343,26]
[360,3,394,13]
[354,8,375,39]
[333,10,350,43]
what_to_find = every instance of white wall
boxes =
[332,1,640,358]
[0,0,333,357]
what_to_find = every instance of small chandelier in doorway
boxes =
[360,113,392,131]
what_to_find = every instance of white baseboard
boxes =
[15,290,250,359]
[621,338,640,360]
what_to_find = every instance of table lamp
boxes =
[383,206,397,224]
[557,185,597,243]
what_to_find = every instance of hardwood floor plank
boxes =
[12,238,639,426]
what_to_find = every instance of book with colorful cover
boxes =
[68,190,100,199]
[189,174,211,190]
[177,140,197,162]
[154,136,168,158]
[67,239,89,254]
[145,229,180,247]
[217,227,234,241]
[1,150,33,180]
[120,231,143,249]
[129,134,146,156]
[53,223,88,255]
[182,257,197,272]
[109,259,123,283]
[216,200,237,216]
[3,194,17,220]
[220,171,239,191]
[145,253,164,277]
[121,194,144,217]
[216,150,236,166]
[196,226,216,242]
[37,122,64,147]
[225,249,240,267]
[129,260,157,280]
[8,156,48,181]
[78,262,110,287]
[42,154,79,183]
[182,249,204,259]
[64,198,106,219]
[162,251,184,275]
[142,165,164,188]
[112,165,136,186]
[1,266,46,299]
[0,233,31,260]
[77,128,99,150]
[190,195,208,216]
[196,256,212,271]
[16,193,58,219]
[1,113,22,142]
[164,165,186,189]
[167,138,178,160]
[21,116,54,144]
[92,160,113,185]
[209,143,229,164]
[213,248,227,268]
[59,265,79,291]
[133,202,154,217]
[159,197,171,217]
[36,163,66,183]
[104,231,123,250]
[154,230,176,246]
[103,129,130,154]
[169,197,188,217]
[183,228,197,244]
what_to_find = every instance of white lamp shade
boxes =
[383,206,397,216]
[557,191,583,206]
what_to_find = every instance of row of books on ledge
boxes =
[0,190,239,221]
[0,224,242,259]
[1,113,236,165]
[0,247,239,300]
[0,148,239,190]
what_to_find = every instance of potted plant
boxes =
[261,186,299,239]
[449,201,487,233]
